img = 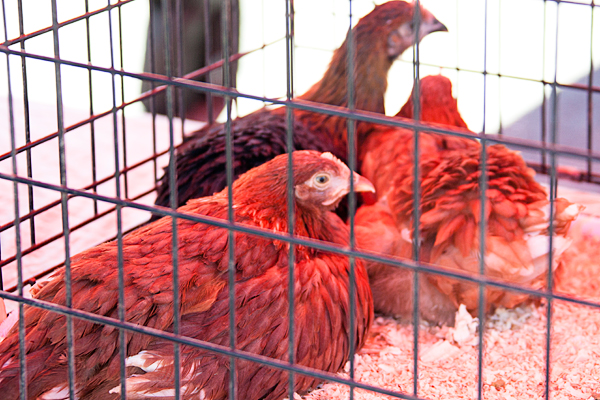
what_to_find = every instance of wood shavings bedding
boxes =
[303,227,600,400]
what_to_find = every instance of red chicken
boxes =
[153,1,448,213]
[396,74,469,129]
[0,151,375,400]
[356,76,582,325]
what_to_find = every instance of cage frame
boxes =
[0,0,600,399]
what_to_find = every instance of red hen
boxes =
[0,151,375,400]
[356,76,582,325]
[397,74,469,129]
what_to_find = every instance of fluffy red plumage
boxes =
[0,151,374,400]
[153,1,448,213]
[356,76,582,325]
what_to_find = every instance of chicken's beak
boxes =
[353,173,376,194]
[421,16,448,36]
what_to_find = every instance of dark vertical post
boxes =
[16,0,36,243]
[545,3,560,399]
[84,0,99,215]
[346,2,357,400]
[477,2,490,400]
[284,0,296,398]
[586,2,595,181]
[221,1,237,399]
[117,3,129,200]
[106,1,127,398]
[160,0,181,397]
[411,2,422,396]
[2,0,27,397]
[50,0,76,397]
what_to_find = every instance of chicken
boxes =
[356,76,582,325]
[0,151,375,400]
[396,74,468,129]
[152,1,448,214]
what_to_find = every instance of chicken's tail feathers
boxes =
[521,198,584,237]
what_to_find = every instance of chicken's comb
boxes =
[320,152,348,171]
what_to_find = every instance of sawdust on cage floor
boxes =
[301,221,600,400]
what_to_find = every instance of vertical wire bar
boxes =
[221,1,236,399]
[497,0,503,136]
[410,2,422,396]
[455,0,460,91]
[106,2,127,398]
[544,3,560,399]
[261,0,266,104]
[116,4,129,200]
[203,0,214,124]
[175,0,185,138]
[284,0,295,398]
[84,0,99,215]
[541,1,549,175]
[50,1,76,397]
[477,1,490,400]
[346,2,357,400]
[16,0,36,244]
[2,1,27,396]
[149,0,159,185]
[160,0,181,397]
[586,2,595,180]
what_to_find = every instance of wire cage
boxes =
[0,0,599,399]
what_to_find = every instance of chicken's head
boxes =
[231,151,374,213]
[293,152,375,211]
[355,1,448,61]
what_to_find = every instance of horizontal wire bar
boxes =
[1,0,136,47]
[394,59,600,95]
[291,46,600,95]
[2,46,600,165]
[3,204,149,293]
[0,289,423,400]
[0,181,156,269]
[1,0,597,49]
[3,42,600,102]
[0,41,279,163]
[1,171,599,311]
[4,36,600,103]
[529,162,600,184]
[0,142,170,233]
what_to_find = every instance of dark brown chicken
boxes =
[153,1,447,213]
[0,151,375,400]
[356,76,582,325]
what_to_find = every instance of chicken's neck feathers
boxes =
[299,38,390,114]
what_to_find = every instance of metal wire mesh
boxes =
[0,0,599,399]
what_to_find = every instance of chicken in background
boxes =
[356,75,582,325]
[396,74,469,129]
[0,151,374,400]
[152,1,448,216]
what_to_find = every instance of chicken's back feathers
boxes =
[0,151,373,400]
[397,74,469,129]
[153,109,334,215]
[358,74,581,324]
[357,128,477,325]
[398,144,581,311]
[358,134,581,323]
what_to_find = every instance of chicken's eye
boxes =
[314,173,330,188]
